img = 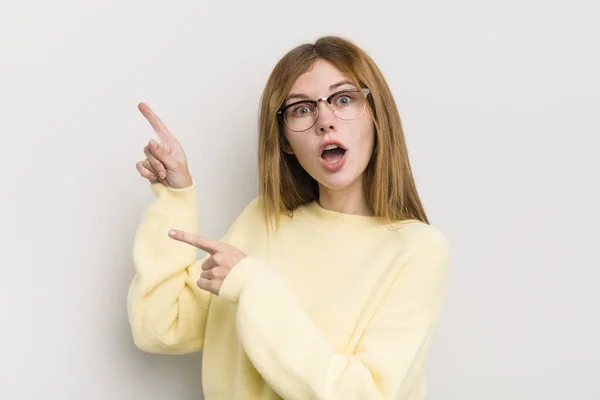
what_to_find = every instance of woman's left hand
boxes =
[168,229,247,295]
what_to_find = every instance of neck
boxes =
[317,178,373,216]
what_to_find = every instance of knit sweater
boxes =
[127,182,451,400]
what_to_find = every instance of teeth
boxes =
[323,144,339,151]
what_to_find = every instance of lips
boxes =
[319,140,347,157]
[318,140,347,171]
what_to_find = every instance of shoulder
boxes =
[225,196,268,237]
[238,196,263,220]
[389,221,451,263]
[398,221,449,248]
[216,197,265,246]
[229,196,262,226]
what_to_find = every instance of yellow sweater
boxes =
[127,182,451,400]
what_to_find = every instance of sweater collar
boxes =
[299,200,385,228]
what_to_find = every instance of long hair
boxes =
[257,36,429,231]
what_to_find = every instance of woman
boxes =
[128,36,450,400]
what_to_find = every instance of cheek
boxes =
[358,124,375,149]
[351,125,375,165]
[283,132,312,158]
[282,130,299,154]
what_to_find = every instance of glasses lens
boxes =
[330,90,366,120]
[283,101,317,131]
[282,89,368,131]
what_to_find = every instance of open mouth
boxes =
[320,144,347,164]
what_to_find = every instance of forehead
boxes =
[288,59,352,94]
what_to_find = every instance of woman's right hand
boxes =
[135,102,193,189]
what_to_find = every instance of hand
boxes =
[168,229,247,295]
[135,102,193,189]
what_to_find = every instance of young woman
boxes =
[128,36,451,400]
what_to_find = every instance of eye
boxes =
[333,92,355,107]
[291,103,316,117]
[295,106,310,115]
[336,96,351,106]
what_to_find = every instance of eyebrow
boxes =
[285,80,356,103]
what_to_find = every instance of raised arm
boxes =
[127,102,211,354]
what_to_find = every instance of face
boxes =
[281,59,375,195]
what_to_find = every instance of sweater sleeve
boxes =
[217,227,451,399]
[127,181,213,354]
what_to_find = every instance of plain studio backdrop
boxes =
[1,0,599,399]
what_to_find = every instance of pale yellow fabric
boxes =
[127,182,451,399]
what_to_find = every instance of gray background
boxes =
[1,0,599,398]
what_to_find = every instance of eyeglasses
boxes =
[277,88,370,132]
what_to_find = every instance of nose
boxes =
[315,101,336,134]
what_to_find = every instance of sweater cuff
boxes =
[219,256,266,304]
[149,181,197,215]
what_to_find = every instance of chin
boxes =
[314,170,363,192]
[298,153,370,193]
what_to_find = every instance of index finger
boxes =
[138,102,173,142]
[168,229,219,255]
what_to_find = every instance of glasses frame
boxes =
[276,87,371,132]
